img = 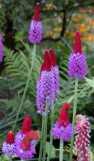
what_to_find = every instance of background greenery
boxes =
[0,0,94,160]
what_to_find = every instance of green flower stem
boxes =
[59,137,64,161]
[38,116,45,161]
[10,157,12,161]
[47,102,54,161]
[70,78,78,161]
[43,99,48,161]
[12,43,36,131]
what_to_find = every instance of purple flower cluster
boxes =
[37,49,59,115]
[2,142,15,157]
[68,52,87,79]
[37,71,54,116]
[68,31,87,79]
[29,20,42,44]
[2,131,15,157]
[15,131,35,160]
[52,122,73,141]
[0,34,3,62]
[52,103,73,141]
[2,116,39,160]
[37,51,55,115]
[29,3,42,44]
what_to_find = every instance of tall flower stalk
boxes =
[13,43,36,131]
[68,31,87,161]
[39,117,45,161]
[37,50,55,161]
[43,99,48,161]
[52,103,73,161]
[60,137,64,161]
[13,3,42,131]
[47,49,59,161]
[47,102,54,161]
[70,78,78,161]
[38,51,51,161]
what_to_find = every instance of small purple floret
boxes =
[29,20,42,44]
[0,34,3,62]
[15,131,35,160]
[2,141,15,156]
[68,52,87,79]
[52,122,73,141]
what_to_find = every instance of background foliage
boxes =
[0,0,94,160]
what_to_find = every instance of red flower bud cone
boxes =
[33,3,40,21]
[73,31,82,54]
[49,48,56,66]
[21,131,39,150]
[6,131,15,144]
[58,103,70,126]
[21,115,31,134]
[43,50,51,71]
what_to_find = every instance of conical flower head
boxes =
[15,117,38,160]
[49,49,59,98]
[6,131,15,144]
[68,31,87,79]
[21,115,31,134]
[33,3,40,21]
[15,115,31,149]
[75,115,91,161]
[58,103,70,126]
[29,3,42,44]
[21,131,39,150]
[2,131,15,156]
[36,50,55,115]
[73,31,82,54]
[15,131,38,160]
[52,103,73,141]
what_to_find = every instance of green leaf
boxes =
[46,141,56,158]
[85,77,94,88]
